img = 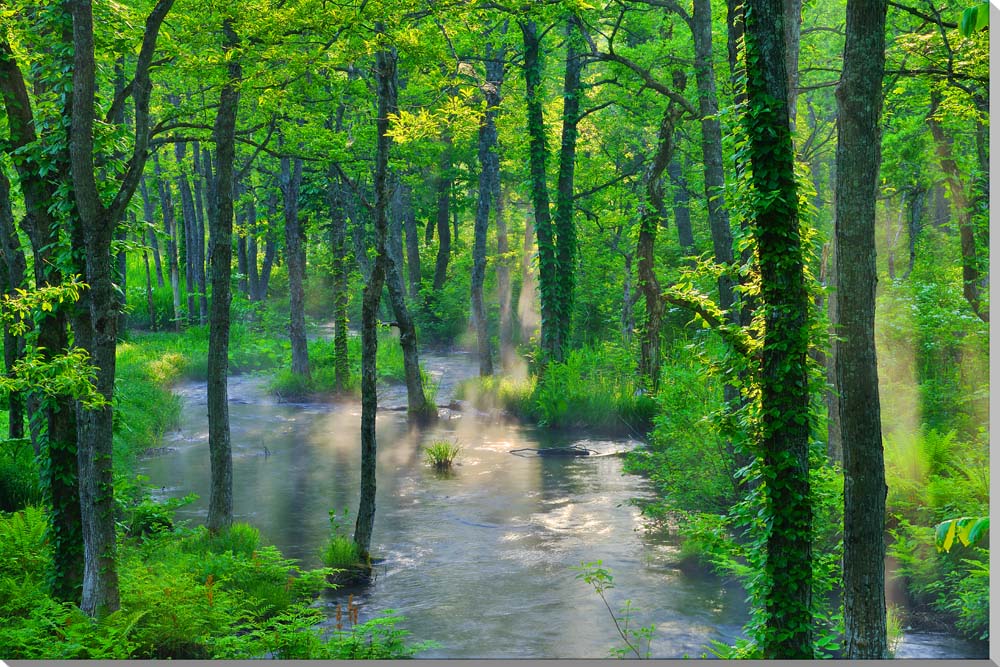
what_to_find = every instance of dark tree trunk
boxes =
[328,175,351,392]
[174,141,199,321]
[519,20,560,362]
[472,41,505,377]
[927,95,988,322]
[432,141,452,292]
[666,158,695,252]
[280,155,310,377]
[744,0,813,656]
[495,181,513,369]
[0,169,26,439]
[387,180,433,420]
[637,103,683,390]
[139,176,165,288]
[401,184,421,299]
[68,0,174,617]
[0,25,83,603]
[191,141,209,321]
[153,152,183,329]
[354,36,396,558]
[784,0,801,130]
[835,0,889,657]
[207,18,240,535]
[553,19,583,354]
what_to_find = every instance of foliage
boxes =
[572,561,656,659]
[321,509,363,570]
[423,440,461,470]
[0,439,42,512]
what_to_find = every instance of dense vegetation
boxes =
[0,0,987,659]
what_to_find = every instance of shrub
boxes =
[0,439,42,512]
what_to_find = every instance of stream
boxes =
[137,350,987,659]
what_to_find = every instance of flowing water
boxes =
[137,350,987,659]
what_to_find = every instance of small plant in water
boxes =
[573,560,655,659]
[322,509,363,570]
[424,440,461,470]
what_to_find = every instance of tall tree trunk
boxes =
[254,193,278,302]
[0,169,26,439]
[139,176,165,287]
[432,140,452,291]
[387,180,433,420]
[281,155,310,377]
[191,141,209,322]
[638,102,683,390]
[783,0,801,130]
[519,20,560,362]
[744,0,813,657]
[247,195,260,301]
[495,182,513,369]
[927,94,988,322]
[472,41,505,377]
[519,211,538,344]
[402,184,421,299]
[836,0,889,657]
[553,18,583,354]
[903,185,925,280]
[666,158,695,253]
[621,251,634,345]
[143,245,157,331]
[153,152,183,329]
[354,36,395,558]
[174,141,199,321]
[207,17,241,535]
[328,175,351,393]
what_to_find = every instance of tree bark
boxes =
[402,183,421,300]
[191,141,209,321]
[495,181,513,369]
[519,20,560,362]
[744,0,813,656]
[927,94,988,323]
[153,152,183,329]
[354,36,396,558]
[174,141,199,321]
[666,158,695,253]
[432,139,452,292]
[472,41,505,377]
[206,17,241,535]
[139,176,165,288]
[280,154,310,377]
[0,168,26,439]
[835,0,889,657]
[328,175,351,392]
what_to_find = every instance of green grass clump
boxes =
[424,440,461,470]
[323,535,362,569]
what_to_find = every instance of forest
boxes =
[0,0,989,660]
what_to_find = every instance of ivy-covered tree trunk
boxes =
[0,169,27,439]
[328,176,351,393]
[553,18,583,355]
[354,37,396,558]
[281,154,310,378]
[744,0,813,657]
[207,17,241,535]
[835,0,889,657]
[0,22,85,601]
[472,41,505,377]
[519,19,560,363]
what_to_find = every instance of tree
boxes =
[743,0,813,656]
[835,0,889,657]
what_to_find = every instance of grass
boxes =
[423,440,461,470]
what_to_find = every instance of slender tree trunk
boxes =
[432,140,452,291]
[328,175,351,392]
[153,153,183,329]
[191,141,208,322]
[903,185,925,279]
[472,41,505,377]
[553,18,583,354]
[386,181,433,420]
[354,36,396,558]
[519,211,538,344]
[520,20,560,362]
[667,158,695,252]
[247,195,260,301]
[495,182,513,369]
[281,155,310,377]
[836,0,889,657]
[139,176,165,287]
[143,246,157,331]
[784,0,801,130]
[254,193,278,302]
[173,139,199,321]
[207,17,241,535]
[927,94,988,322]
[236,185,249,295]
[0,169,26,439]
[621,250,634,345]
[402,184,421,299]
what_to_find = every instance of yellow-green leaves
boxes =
[935,516,989,552]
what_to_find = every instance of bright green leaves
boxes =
[935,516,989,552]
[959,3,990,37]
